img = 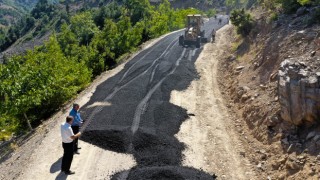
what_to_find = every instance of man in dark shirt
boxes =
[69,103,83,154]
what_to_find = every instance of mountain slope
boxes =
[0,0,28,27]
[0,0,60,28]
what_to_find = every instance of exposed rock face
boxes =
[278,58,320,125]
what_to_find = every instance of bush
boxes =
[206,9,217,17]
[280,0,301,14]
[230,9,254,36]
[270,12,279,21]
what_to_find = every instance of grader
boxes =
[178,14,208,48]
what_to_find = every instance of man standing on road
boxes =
[211,28,216,43]
[69,103,83,154]
[61,116,81,175]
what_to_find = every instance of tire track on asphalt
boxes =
[149,63,160,84]
[81,37,179,133]
[104,38,178,100]
[131,48,187,134]
[119,41,160,82]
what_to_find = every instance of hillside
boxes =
[0,0,29,27]
[219,6,320,179]
[0,0,69,60]
[0,0,58,27]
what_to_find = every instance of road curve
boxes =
[80,15,230,180]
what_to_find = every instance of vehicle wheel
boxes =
[196,37,201,48]
[200,30,205,37]
[179,35,184,46]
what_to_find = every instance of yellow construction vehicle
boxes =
[178,14,207,48]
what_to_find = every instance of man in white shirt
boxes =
[61,116,81,175]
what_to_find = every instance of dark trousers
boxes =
[61,142,74,172]
[71,126,79,152]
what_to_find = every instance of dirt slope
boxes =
[218,8,320,179]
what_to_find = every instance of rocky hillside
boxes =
[219,6,320,179]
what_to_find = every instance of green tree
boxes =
[58,22,79,55]
[124,0,152,25]
[230,9,254,36]
[0,36,91,132]
[90,19,118,74]
[70,12,99,46]
[206,9,217,18]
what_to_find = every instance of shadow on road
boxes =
[55,171,68,180]
[50,157,62,173]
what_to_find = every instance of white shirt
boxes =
[61,122,74,143]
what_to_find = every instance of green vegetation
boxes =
[259,0,320,26]
[230,9,253,36]
[0,0,44,28]
[0,0,68,52]
[0,0,202,140]
[281,0,301,14]
[206,8,217,17]
[261,0,320,15]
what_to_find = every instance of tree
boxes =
[70,12,99,46]
[58,22,79,55]
[230,9,253,36]
[0,36,91,132]
[90,19,118,74]
[124,0,152,25]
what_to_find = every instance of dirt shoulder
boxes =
[171,24,256,179]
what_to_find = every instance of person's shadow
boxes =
[50,157,69,180]
[50,157,62,173]
[55,172,68,180]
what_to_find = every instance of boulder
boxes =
[278,59,320,125]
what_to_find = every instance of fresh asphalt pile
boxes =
[81,16,228,180]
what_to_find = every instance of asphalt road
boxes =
[81,15,229,180]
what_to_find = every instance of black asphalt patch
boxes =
[112,166,217,180]
[81,16,228,179]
